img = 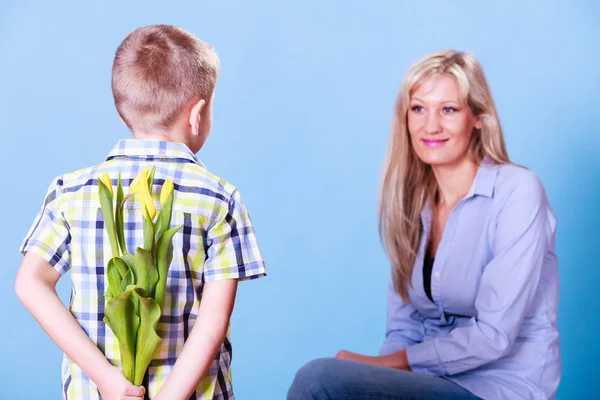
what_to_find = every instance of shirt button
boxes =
[434,272,440,279]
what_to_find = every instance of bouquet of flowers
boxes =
[97,167,181,385]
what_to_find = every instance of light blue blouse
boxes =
[380,159,561,400]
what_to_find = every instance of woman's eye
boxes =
[443,107,458,113]
[411,105,424,112]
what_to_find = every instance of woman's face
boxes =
[407,74,481,168]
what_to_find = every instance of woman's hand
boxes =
[335,350,380,365]
[334,349,411,371]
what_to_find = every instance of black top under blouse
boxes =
[423,253,435,302]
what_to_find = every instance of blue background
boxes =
[0,1,598,398]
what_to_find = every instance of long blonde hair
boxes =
[379,50,510,302]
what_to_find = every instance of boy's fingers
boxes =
[124,384,145,396]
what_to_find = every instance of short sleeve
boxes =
[203,189,266,282]
[20,176,71,275]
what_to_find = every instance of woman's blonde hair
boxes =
[379,50,510,302]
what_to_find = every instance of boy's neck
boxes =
[132,130,196,152]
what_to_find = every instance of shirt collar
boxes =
[466,157,499,199]
[421,157,500,224]
[106,139,203,167]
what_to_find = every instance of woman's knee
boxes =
[287,358,341,399]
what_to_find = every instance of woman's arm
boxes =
[380,281,426,355]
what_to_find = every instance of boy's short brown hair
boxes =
[112,25,220,133]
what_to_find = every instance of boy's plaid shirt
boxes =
[20,139,266,400]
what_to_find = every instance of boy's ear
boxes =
[189,99,207,136]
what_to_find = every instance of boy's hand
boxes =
[97,366,146,400]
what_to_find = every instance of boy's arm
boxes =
[154,279,238,400]
[15,252,145,400]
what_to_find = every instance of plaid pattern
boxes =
[21,139,266,400]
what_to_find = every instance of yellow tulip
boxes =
[129,168,156,220]
[141,192,157,221]
[160,180,174,206]
[129,168,149,195]
[99,173,114,197]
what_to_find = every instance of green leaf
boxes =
[153,214,163,258]
[115,173,127,255]
[143,208,154,252]
[121,269,133,291]
[120,248,159,298]
[106,257,128,299]
[147,166,156,192]
[104,290,140,382]
[131,288,162,386]
[155,225,183,309]
[160,190,175,239]
[98,179,120,258]
[115,256,129,278]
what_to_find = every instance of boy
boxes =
[16,25,266,400]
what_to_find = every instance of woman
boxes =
[288,50,560,400]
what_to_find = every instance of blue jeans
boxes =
[287,358,482,400]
